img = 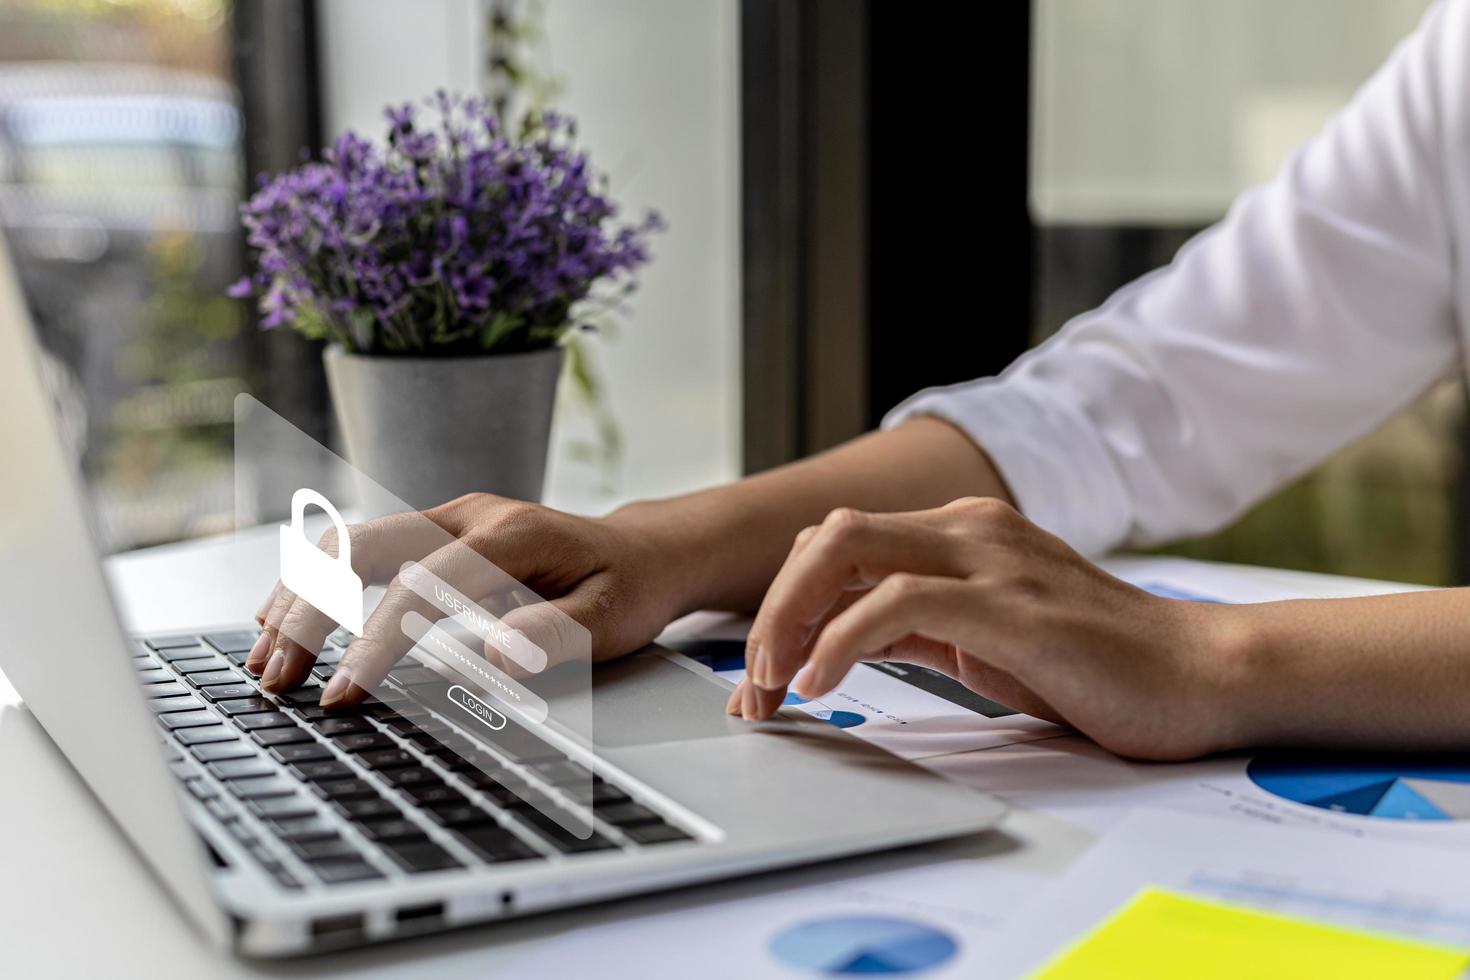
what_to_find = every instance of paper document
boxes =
[508,858,1046,979]
[992,808,1470,977]
[1035,887,1469,980]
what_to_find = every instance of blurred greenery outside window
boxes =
[1032,0,1457,585]
[0,0,246,551]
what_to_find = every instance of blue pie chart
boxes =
[769,915,958,975]
[1248,752,1470,821]
[808,707,866,729]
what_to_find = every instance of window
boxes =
[1031,0,1457,584]
[1,0,246,550]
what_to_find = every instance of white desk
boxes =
[0,531,1418,977]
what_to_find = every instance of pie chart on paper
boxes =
[769,915,959,975]
[1247,751,1470,821]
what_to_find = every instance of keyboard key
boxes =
[310,779,377,801]
[358,819,426,843]
[424,803,495,828]
[399,785,466,808]
[276,688,326,707]
[597,802,662,827]
[333,797,401,822]
[174,725,239,746]
[184,778,217,802]
[168,759,194,780]
[204,631,258,654]
[307,858,383,884]
[216,697,279,717]
[290,838,360,861]
[157,646,214,663]
[289,760,354,782]
[531,760,593,786]
[359,749,418,771]
[385,665,440,687]
[517,811,618,854]
[381,767,441,789]
[311,664,337,681]
[175,657,228,674]
[314,717,372,737]
[251,727,314,747]
[207,758,276,781]
[205,799,238,823]
[332,732,395,754]
[142,683,190,700]
[191,741,256,763]
[137,668,172,685]
[235,713,297,732]
[149,695,204,714]
[229,777,298,800]
[246,796,317,821]
[380,839,461,874]
[148,634,203,651]
[476,717,564,763]
[159,710,221,730]
[453,825,539,863]
[185,669,242,688]
[268,817,338,843]
[567,781,631,806]
[198,684,256,702]
[622,823,693,845]
[269,743,334,765]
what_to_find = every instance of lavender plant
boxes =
[229,92,661,356]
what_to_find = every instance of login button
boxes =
[447,685,507,731]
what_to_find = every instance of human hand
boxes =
[250,493,690,707]
[730,497,1248,761]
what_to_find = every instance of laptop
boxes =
[0,236,1005,957]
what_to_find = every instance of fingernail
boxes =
[245,632,271,673]
[319,672,352,707]
[741,682,756,721]
[749,643,769,689]
[260,649,286,690]
[794,669,822,700]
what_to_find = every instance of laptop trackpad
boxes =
[591,650,746,747]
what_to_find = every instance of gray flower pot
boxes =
[323,344,563,509]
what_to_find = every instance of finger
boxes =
[798,574,1015,698]
[748,509,961,692]
[326,540,513,707]
[249,586,302,674]
[255,584,282,627]
[743,523,818,687]
[261,595,342,692]
[496,576,616,672]
[254,508,455,661]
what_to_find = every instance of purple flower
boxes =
[230,93,662,354]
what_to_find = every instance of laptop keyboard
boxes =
[136,629,695,890]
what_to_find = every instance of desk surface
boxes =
[0,530,1418,977]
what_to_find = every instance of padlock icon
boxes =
[279,488,365,636]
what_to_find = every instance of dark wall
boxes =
[867,3,1035,426]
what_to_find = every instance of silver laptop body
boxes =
[0,237,1005,957]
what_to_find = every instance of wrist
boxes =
[600,497,728,620]
[1196,602,1278,752]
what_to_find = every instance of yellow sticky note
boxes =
[1034,887,1470,980]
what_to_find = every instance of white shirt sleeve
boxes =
[886,0,1470,556]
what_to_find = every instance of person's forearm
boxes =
[607,417,1012,615]
[1223,588,1470,751]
